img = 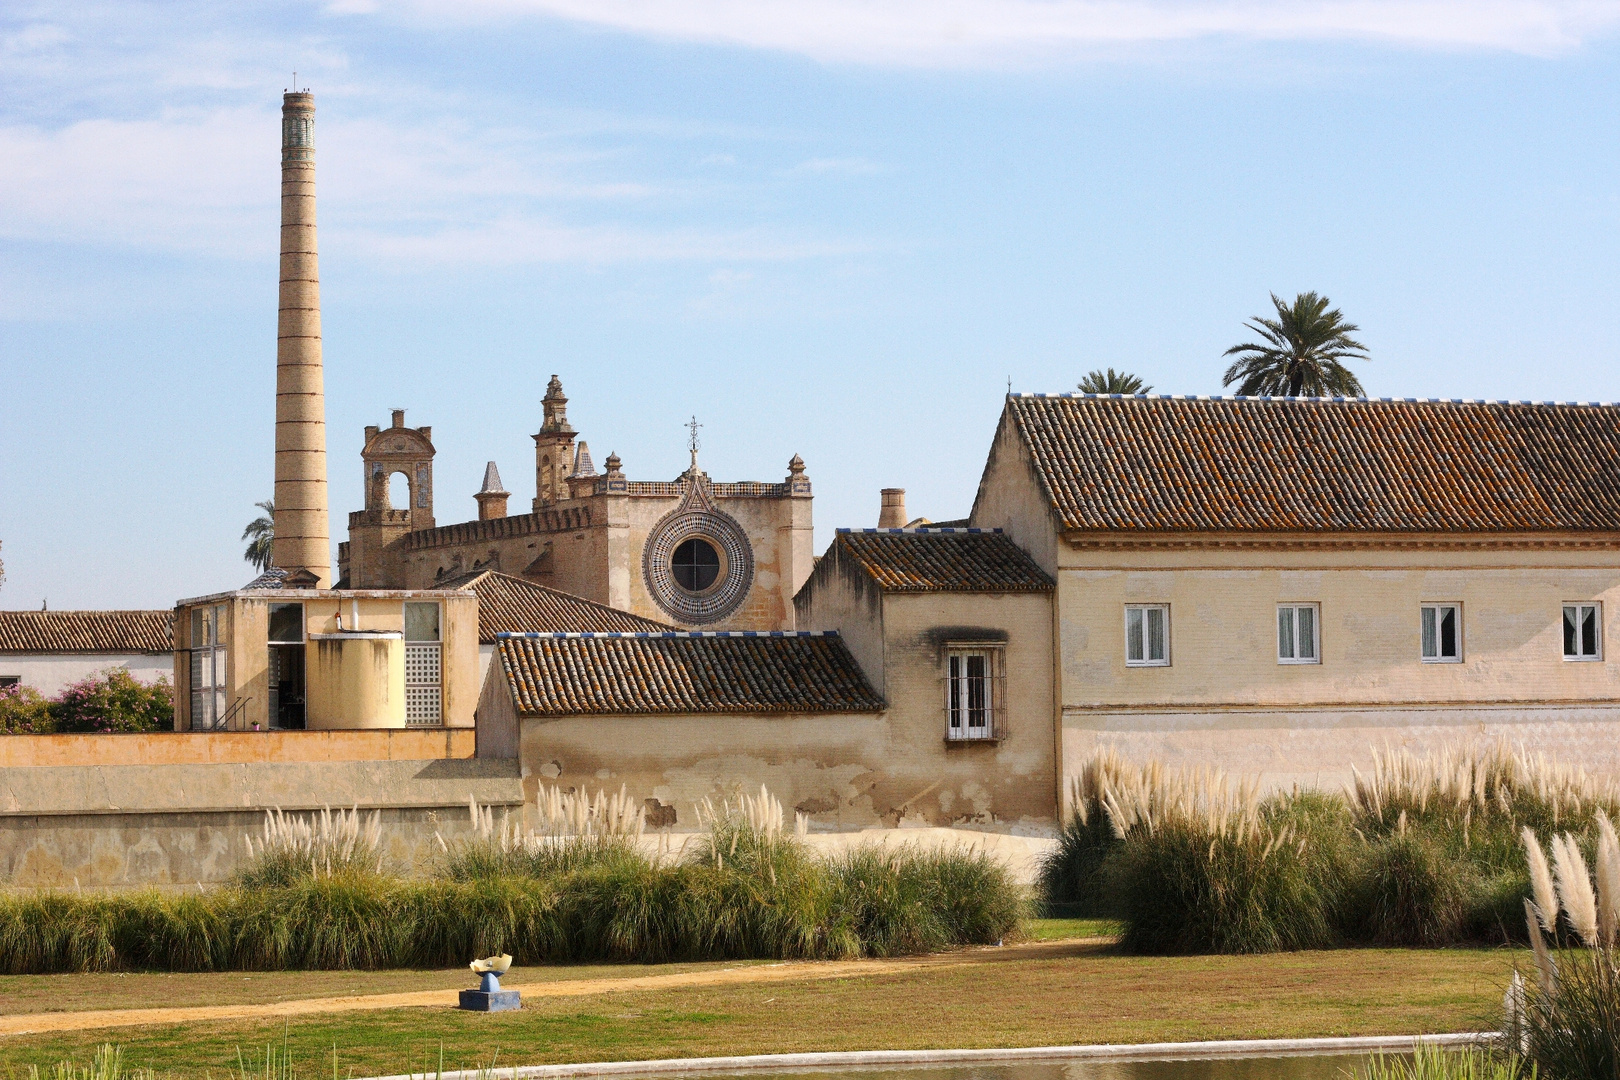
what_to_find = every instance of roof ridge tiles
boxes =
[1013,393,1620,407]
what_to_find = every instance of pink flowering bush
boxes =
[0,671,172,734]
[0,683,53,734]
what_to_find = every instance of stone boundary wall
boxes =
[1062,705,1620,795]
[0,755,519,888]
[0,728,473,769]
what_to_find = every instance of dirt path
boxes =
[0,940,1100,1037]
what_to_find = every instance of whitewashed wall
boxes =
[0,654,174,697]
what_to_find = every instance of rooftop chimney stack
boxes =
[271,90,331,588]
[878,488,907,529]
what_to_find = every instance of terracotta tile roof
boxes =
[1009,394,1620,534]
[497,631,884,716]
[831,530,1054,592]
[0,610,174,654]
[438,570,672,642]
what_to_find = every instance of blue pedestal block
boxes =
[458,988,521,1012]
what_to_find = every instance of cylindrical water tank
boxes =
[305,631,406,729]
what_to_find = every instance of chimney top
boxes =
[878,488,907,529]
[391,408,406,429]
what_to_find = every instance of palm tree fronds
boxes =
[1079,368,1153,395]
[1221,291,1370,398]
[242,499,275,572]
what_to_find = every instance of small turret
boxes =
[475,461,510,521]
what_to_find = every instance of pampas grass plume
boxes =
[1596,812,1620,947]
[1553,832,1600,946]
[1524,827,1560,935]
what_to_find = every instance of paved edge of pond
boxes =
[352,1033,1493,1080]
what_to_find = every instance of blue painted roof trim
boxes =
[833,527,1003,535]
[496,630,843,639]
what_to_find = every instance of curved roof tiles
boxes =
[1008,395,1620,534]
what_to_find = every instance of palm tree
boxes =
[1222,291,1369,397]
[1079,368,1153,395]
[242,500,274,571]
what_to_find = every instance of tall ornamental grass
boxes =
[1042,742,1620,954]
[1506,818,1620,1079]
[0,786,1025,973]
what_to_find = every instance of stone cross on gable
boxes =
[686,416,702,473]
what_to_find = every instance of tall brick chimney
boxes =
[271,90,331,587]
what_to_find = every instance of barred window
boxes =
[945,645,1002,741]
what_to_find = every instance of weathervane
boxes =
[686,416,702,473]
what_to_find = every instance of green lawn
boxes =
[0,939,1522,1080]
[1019,917,1119,941]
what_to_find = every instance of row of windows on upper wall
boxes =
[1122,602,1605,667]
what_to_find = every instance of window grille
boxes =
[405,643,442,726]
[944,645,1003,741]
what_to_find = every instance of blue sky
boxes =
[3,1,1619,609]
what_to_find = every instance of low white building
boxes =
[0,610,174,697]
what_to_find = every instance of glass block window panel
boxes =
[1278,604,1320,664]
[405,642,442,725]
[1125,605,1170,666]
[1421,604,1462,662]
[1564,603,1602,660]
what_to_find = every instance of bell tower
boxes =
[532,375,577,510]
[342,409,436,588]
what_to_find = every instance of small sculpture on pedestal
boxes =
[459,953,519,1012]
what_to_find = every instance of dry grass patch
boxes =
[0,945,1519,1079]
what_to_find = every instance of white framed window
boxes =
[1564,603,1602,661]
[945,645,1001,741]
[1277,603,1320,664]
[1421,604,1462,663]
[189,604,228,729]
[1125,605,1170,667]
[404,601,443,726]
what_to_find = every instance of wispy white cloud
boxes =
[786,156,883,176]
[382,0,1620,63]
[0,106,868,265]
[0,110,274,256]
